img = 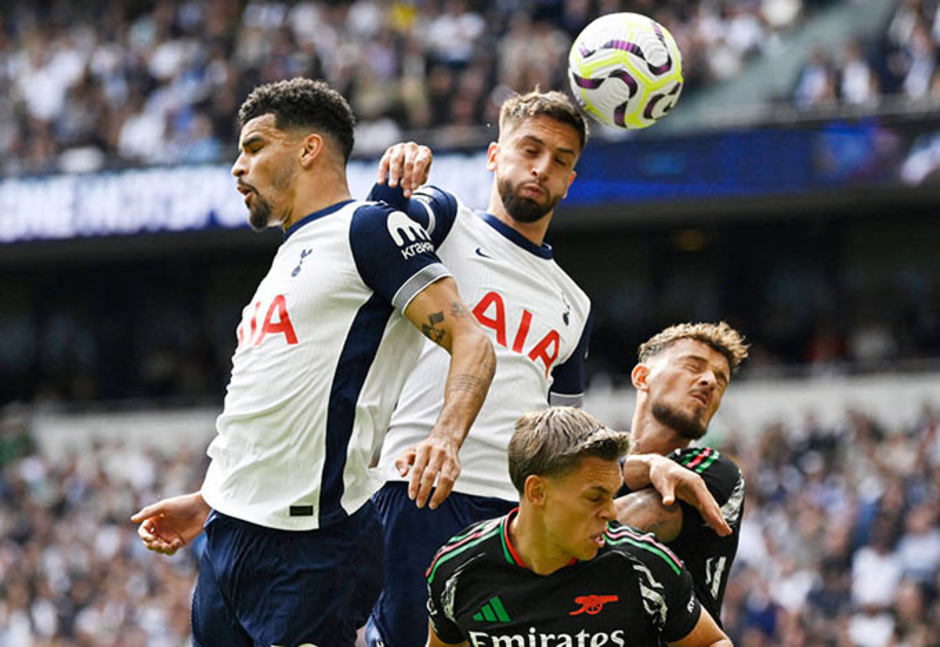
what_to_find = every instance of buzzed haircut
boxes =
[499,89,589,153]
[638,322,750,374]
[508,407,630,493]
[238,77,356,162]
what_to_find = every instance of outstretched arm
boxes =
[131,491,211,555]
[399,277,495,510]
[618,454,731,537]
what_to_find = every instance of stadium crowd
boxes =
[793,0,940,108]
[1,0,846,175]
[0,401,938,646]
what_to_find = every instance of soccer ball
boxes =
[568,13,684,130]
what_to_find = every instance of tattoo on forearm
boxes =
[422,311,446,344]
[447,374,488,399]
[449,301,469,317]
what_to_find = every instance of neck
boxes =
[629,403,691,457]
[487,186,552,246]
[510,506,575,576]
[282,168,352,230]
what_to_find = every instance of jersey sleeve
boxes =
[669,447,745,528]
[549,309,593,407]
[615,529,702,642]
[426,578,466,645]
[367,183,459,248]
[659,563,703,643]
[349,203,452,313]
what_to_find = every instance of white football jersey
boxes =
[370,186,592,501]
[201,199,451,530]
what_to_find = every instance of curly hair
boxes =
[238,77,356,162]
[638,322,750,374]
[499,89,589,152]
[508,407,630,493]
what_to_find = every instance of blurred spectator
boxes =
[5,399,940,644]
[0,0,866,173]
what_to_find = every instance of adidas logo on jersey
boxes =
[473,596,511,623]
[467,627,626,647]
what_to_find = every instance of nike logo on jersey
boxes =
[475,247,493,259]
[569,594,619,615]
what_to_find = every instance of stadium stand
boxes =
[2,2,940,646]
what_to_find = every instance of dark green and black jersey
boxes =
[426,510,702,647]
[665,446,745,626]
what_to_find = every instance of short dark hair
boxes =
[238,77,356,162]
[508,407,630,493]
[638,322,750,374]
[499,89,589,153]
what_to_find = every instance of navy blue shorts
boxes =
[366,482,515,647]
[192,502,384,647]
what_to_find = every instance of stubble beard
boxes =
[497,176,561,224]
[248,194,273,231]
[247,159,297,232]
[650,399,708,441]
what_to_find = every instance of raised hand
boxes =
[376,141,433,198]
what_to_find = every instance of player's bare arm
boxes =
[619,454,732,537]
[402,276,496,510]
[376,141,433,198]
[131,491,210,556]
[615,488,683,542]
[667,606,733,647]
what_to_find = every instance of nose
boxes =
[232,153,246,178]
[531,152,551,179]
[600,498,616,523]
[699,370,717,388]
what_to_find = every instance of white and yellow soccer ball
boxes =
[568,12,684,130]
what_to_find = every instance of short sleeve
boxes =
[549,309,593,407]
[426,575,466,644]
[658,564,703,643]
[367,183,459,248]
[349,203,452,313]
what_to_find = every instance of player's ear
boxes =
[299,133,324,168]
[631,363,650,392]
[485,142,499,172]
[523,475,546,507]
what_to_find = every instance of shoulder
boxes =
[603,522,686,578]
[426,516,505,588]
[670,446,745,524]
[670,446,742,485]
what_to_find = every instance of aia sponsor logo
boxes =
[569,594,619,616]
[472,291,561,377]
[237,294,298,349]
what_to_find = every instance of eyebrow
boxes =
[679,353,730,383]
[520,135,577,158]
[586,485,613,496]
[238,133,264,153]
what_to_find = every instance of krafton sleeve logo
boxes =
[386,210,435,259]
